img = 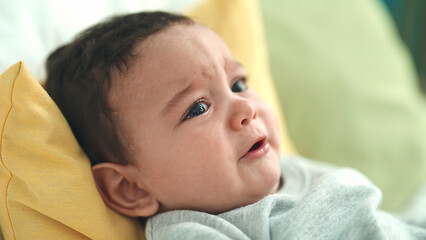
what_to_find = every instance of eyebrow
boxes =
[162,80,195,115]
[224,59,242,71]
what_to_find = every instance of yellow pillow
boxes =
[187,0,295,154]
[0,62,144,239]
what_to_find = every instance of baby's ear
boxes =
[91,163,159,217]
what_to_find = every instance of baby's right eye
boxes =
[183,99,210,120]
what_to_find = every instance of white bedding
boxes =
[0,0,202,80]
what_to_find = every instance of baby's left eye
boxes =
[231,77,247,92]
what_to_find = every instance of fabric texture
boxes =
[261,0,426,211]
[0,62,144,239]
[146,156,426,240]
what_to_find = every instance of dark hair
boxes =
[45,11,193,165]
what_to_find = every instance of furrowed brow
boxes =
[224,59,244,76]
[227,59,243,68]
[162,81,195,115]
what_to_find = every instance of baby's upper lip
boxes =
[240,135,267,159]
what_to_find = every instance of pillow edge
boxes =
[0,61,24,240]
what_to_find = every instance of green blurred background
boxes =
[260,0,426,212]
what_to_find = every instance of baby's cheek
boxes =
[185,129,224,158]
[260,106,281,145]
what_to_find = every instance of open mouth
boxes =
[248,140,264,152]
[241,137,270,160]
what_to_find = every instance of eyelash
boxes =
[182,76,248,122]
[183,99,210,121]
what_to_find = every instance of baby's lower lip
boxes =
[242,141,270,160]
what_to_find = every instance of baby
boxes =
[45,11,426,239]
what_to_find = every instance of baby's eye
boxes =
[184,99,209,120]
[231,77,247,92]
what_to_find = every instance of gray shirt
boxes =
[145,155,426,240]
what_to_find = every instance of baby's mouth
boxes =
[248,140,264,152]
[241,137,270,160]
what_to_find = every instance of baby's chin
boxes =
[260,173,283,198]
[238,174,283,209]
[269,175,283,194]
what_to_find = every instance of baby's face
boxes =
[110,23,281,214]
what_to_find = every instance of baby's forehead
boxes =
[135,23,225,57]
[129,23,231,78]
[109,23,232,107]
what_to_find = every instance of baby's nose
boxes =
[230,100,258,130]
